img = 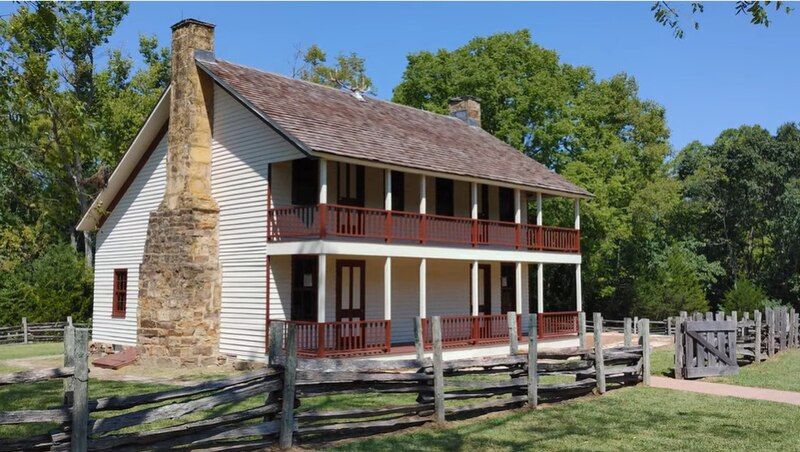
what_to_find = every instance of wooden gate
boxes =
[677,315,739,379]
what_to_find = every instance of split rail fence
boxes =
[0,314,651,451]
[0,317,90,345]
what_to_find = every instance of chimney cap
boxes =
[171,18,216,31]
[448,95,481,105]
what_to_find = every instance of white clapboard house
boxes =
[78,19,591,362]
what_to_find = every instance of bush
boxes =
[0,244,92,326]
[721,280,768,313]
[633,245,710,319]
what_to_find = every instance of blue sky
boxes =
[6,2,799,151]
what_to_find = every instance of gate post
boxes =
[279,324,297,449]
[413,317,425,361]
[578,312,587,349]
[767,308,775,357]
[675,311,687,379]
[527,314,538,408]
[507,312,519,355]
[431,316,445,425]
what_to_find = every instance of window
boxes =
[435,178,454,216]
[112,269,128,318]
[391,171,405,211]
[499,187,515,222]
[292,158,319,206]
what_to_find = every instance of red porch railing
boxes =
[421,314,522,348]
[270,319,391,358]
[537,311,580,339]
[267,204,580,253]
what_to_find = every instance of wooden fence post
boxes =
[781,308,789,351]
[675,311,687,379]
[527,314,538,408]
[640,319,651,386]
[754,310,762,363]
[593,313,606,394]
[792,309,798,348]
[267,322,281,366]
[578,312,586,349]
[667,317,673,336]
[414,317,425,361]
[431,316,445,424]
[63,325,75,406]
[279,323,297,449]
[767,309,775,358]
[507,312,519,355]
[67,316,73,327]
[71,328,89,452]
[22,317,28,344]
[623,317,632,347]
[633,316,638,335]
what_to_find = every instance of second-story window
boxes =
[499,187,514,222]
[292,158,318,206]
[391,171,405,211]
[435,178,454,216]
[112,269,128,318]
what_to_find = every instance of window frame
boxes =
[112,268,128,319]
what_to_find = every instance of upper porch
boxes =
[267,157,583,255]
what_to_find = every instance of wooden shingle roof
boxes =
[198,58,590,197]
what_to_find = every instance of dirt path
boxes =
[650,376,800,406]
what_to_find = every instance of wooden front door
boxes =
[336,260,366,322]
[470,264,492,315]
[500,263,516,313]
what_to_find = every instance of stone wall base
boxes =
[137,207,222,367]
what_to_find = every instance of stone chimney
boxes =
[137,19,222,366]
[448,96,481,128]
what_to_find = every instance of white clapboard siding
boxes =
[92,135,168,346]
[212,85,303,360]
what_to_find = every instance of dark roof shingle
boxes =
[199,58,590,197]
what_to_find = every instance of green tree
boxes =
[393,30,674,316]
[652,1,793,38]
[721,279,768,313]
[294,44,373,95]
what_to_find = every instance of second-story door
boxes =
[335,163,365,236]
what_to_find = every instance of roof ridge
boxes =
[207,58,465,124]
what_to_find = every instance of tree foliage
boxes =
[652,1,793,38]
[293,44,373,95]
[721,279,768,313]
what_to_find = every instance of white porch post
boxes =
[319,159,327,204]
[537,263,544,314]
[419,175,427,214]
[515,262,523,314]
[574,198,582,312]
[471,261,479,316]
[419,258,427,318]
[385,169,392,210]
[384,257,392,321]
[514,189,522,224]
[470,182,478,219]
[536,192,543,313]
[317,254,327,322]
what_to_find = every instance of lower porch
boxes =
[266,255,582,358]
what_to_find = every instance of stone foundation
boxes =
[137,207,221,366]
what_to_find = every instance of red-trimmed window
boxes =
[112,269,128,318]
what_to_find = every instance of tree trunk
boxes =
[83,231,94,269]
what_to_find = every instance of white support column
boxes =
[536,192,542,226]
[574,198,580,230]
[419,175,427,214]
[319,159,328,204]
[576,264,583,312]
[317,254,327,322]
[419,258,427,318]
[537,263,544,314]
[515,262,523,314]
[471,261,479,316]
[470,182,478,219]
[385,169,392,210]
[384,257,392,321]
[514,189,522,224]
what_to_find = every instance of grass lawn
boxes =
[650,345,675,377]
[0,343,64,373]
[334,386,800,451]
[707,348,800,392]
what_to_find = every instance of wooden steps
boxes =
[93,347,138,370]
